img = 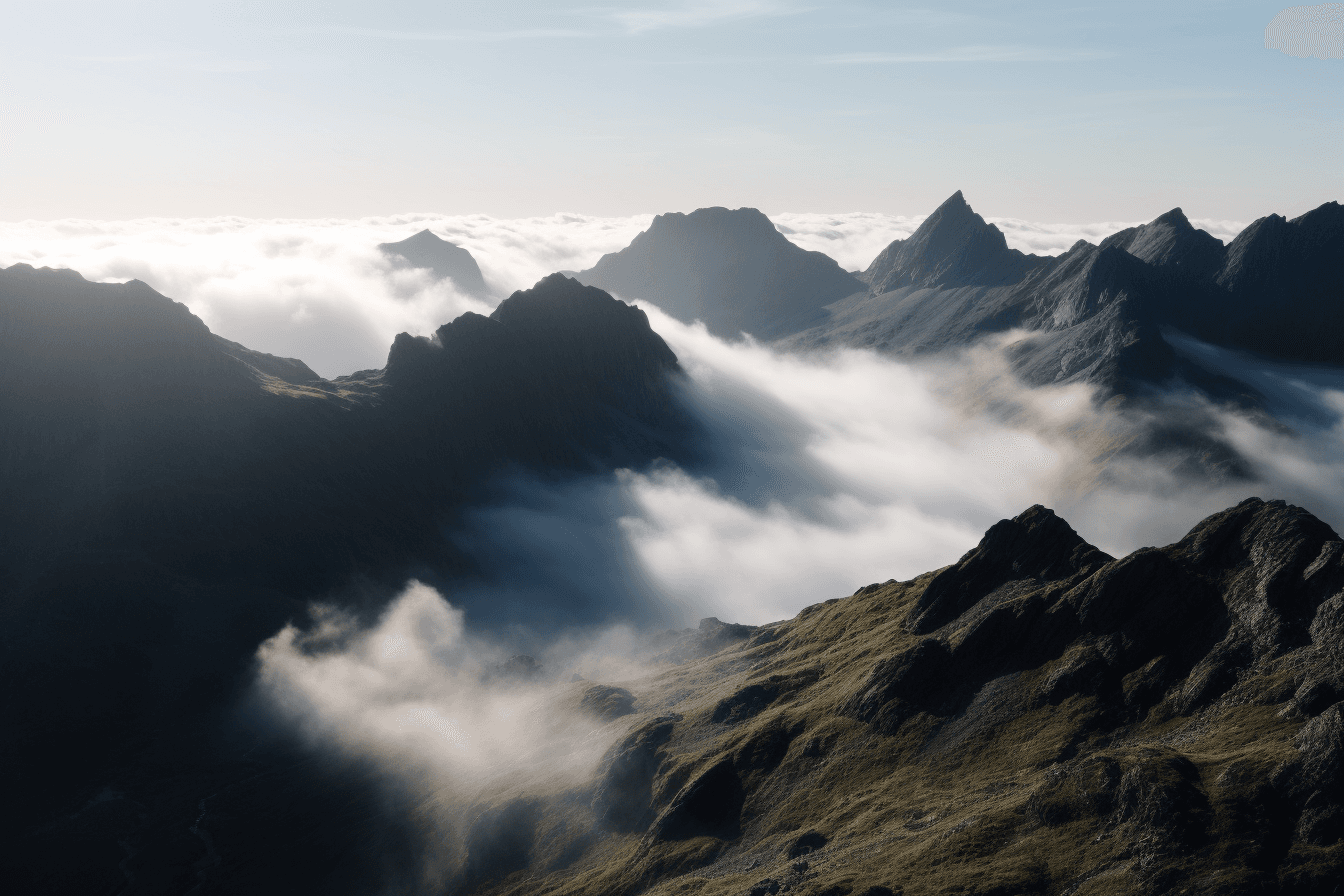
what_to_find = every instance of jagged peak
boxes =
[938,189,968,209]
[1151,207,1193,228]
[906,504,1110,633]
[916,190,991,233]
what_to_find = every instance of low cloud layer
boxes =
[418,303,1344,629]
[258,581,639,792]
[0,210,1245,377]
[256,580,650,888]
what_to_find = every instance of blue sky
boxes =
[2,1,1339,221]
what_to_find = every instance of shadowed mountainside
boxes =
[575,206,865,340]
[785,193,1344,400]
[380,228,493,298]
[0,265,694,893]
[450,498,1344,896]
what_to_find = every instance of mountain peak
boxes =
[378,229,491,298]
[864,192,1045,293]
[906,504,1111,633]
[575,206,863,340]
[937,189,969,210]
[1098,207,1225,277]
[1151,207,1193,228]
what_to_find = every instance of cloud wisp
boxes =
[599,0,807,34]
[818,45,1115,64]
[327,26,592,42]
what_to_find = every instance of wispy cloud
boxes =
[597,1,807,34]
[327,26,591,42]
[72,51,269,73]
[819,45,1114,64]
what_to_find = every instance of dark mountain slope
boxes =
[0,267,685,600]
[452,498,1344,896]
[0,266,693,893]
[380,228,493,297]
[575,206,865,340]
[1199,201,1344,364]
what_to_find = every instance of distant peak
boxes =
[932,190,971,214]
[1151,208,1192,229]
[650,206,775,229]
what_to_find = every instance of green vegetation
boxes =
[459,499,1344,896]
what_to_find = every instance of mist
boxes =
[413,303,1344,630]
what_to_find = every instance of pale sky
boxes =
[2,1,1339,223]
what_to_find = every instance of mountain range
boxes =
[784,192,1344,401]
[2,191,1342,895]
[574,193,1343,408]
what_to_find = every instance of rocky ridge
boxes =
[784,194,1344,399]
[453,498,1344,896]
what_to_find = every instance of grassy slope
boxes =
[466,502,1343,896]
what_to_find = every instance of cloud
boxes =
[327,26,591,42]
[71,51,269,73]
[244,230,1344,890]
[257,581,639,789]
[1266,4,1344,59]
[818,45,1115,64]
[571,306,1343,625]
[601,1,806,34]
[408,299,1344,629]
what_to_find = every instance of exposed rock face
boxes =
[784,194,1344,399]
[575,206,865,340]
[379,228,492,298]
[443,498,1344,896]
